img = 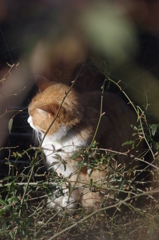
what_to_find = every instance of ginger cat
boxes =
[28,75,143,210]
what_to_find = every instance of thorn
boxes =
[117,80,121,84]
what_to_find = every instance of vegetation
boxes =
[0,65,159,240]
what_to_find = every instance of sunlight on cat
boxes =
[27,75,144,210]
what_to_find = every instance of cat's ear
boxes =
[37,107,51,118]
[37,103,60,117]
[35,75,52,92]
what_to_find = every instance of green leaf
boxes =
[148,224,154,239]
[122,140,134,146]
[7,196,19,205]
[8,118,13,133]
[151,124,158,136]
[76,162,85,168]
[47,161,59,170]
[0,206,8,216]
[86,141,99,150]
[2,221,6,231]
[0,199,7,206]
[17,152,22,158]
[68,182,71,193]
[70,150,82,160]
[6,62,12,67]
[9,231,14,239]
[90,178,93,188]
[119,178,125,190]
[131,124,138,131]
[9,181,15,192]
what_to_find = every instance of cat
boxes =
[27,75,143,210]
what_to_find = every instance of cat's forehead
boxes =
[34,84,75,101]
[28,93,42,110]
[28,83,82,114]
[30,92,43,105]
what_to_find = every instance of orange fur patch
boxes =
[28,76,144,209]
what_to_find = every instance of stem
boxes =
[91,79,106,143]
[35,210,61,237]
[0,182,57,188]
[139,116,155,160]
[0,64,15,83]
[39,66,83,147]
[58,164,83,231]
[98,148,159,170]
[19,164,34,217]
[48,188,159,240]
[105,75,155,160]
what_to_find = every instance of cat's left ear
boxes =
[37,103,61,117]
[35,75,52,92]
[37,107,51,118]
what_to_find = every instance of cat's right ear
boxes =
[35,75,52,92]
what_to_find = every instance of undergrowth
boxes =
[0,65,159,240]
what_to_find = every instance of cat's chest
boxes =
[42,135,81,154]
[41,133,86,177]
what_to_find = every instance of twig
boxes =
[91,78,106,143]
[35,210,61,237]
[48,188,159,240]
[58,163,83,232]
[19,165,34,217]
[105,75,155,160]
[98,147,159,170]
[0,182,57,188]
[138,115,155,160]
[39,65,83,147]
[0,106,27,119]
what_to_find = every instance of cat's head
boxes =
[28,76,84,140]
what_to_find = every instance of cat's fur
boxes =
[28,75,143,209]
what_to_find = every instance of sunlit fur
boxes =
[28,76,143,209]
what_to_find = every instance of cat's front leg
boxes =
[47,188,80,211]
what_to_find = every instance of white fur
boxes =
[41,129,87,177]
[27,116,36,131]
[28,115,88,209]
[28,116,88,177]
[47,188,77,210]
[47,125,70,141]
